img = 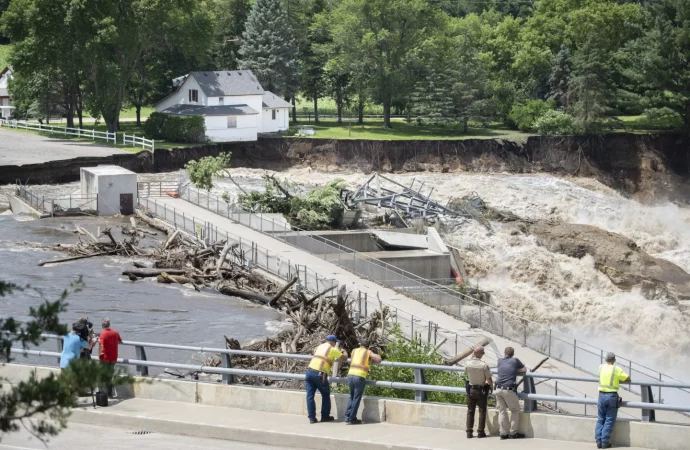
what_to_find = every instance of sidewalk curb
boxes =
[68,408,429,450]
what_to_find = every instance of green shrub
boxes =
[144,112,206,143]
[333,326,467,404]
[534,110,580,136]
[508,99,555,132]
[185,153,232,192]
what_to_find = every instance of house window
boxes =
[272,110,277,120]
[227,117,237,128]
[219,97,224,106]
[188,89,198,103]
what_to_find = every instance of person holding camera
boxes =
[60,321,95,369]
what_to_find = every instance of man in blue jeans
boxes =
[345,340,382,424]
[305,335,348,424]
[596,352,630,448]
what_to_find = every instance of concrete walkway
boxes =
[0,421,285,450]
[153,197,687,423]
[69,398,651,450]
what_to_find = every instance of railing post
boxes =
[573,339,577,367]
[56,337,64,365]
[135,345,149,376]
[413,368,427,402]
[548,329,552,356]
[554,381,558,411]
[221,353,235,385]
[522,375,537,413]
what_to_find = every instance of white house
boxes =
[153,70,291,142]
[0,66,15,120]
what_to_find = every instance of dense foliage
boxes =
[185,153,232,192]
[334,326,467,404]
[144,112,206,143]
[0,278,130,439]
[1,0,689,135]
[238,178,346,229]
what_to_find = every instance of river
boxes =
[0,214,283,368]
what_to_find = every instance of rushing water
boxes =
[0,214,282,368]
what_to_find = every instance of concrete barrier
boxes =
[2,363,688,449]
[8,194,46,218]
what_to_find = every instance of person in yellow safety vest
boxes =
[595,352,630,449]
[345,340,382,425]
[306,335,348,424]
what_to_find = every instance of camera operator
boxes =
[60,319,96,369]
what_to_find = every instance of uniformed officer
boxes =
[464,345,493,438]
[305,335,348,424]
[595,352,630,449]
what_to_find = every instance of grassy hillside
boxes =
[0,45,11,68]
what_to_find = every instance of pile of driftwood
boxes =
[24,208,391,387]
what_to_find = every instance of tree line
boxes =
[1,0,688,135]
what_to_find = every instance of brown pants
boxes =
[466,386,488,433]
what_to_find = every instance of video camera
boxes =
[73,318,94,342]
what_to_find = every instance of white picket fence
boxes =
[0,118,116,143]
[123,133,155,151]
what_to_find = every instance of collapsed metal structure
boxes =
[342,173,489,230]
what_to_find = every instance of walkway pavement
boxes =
[0,421,286,450]
[0,128,126,166]
[69,398,651,450]
[153,196,689,423]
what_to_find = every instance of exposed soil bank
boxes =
[2,134,689,201]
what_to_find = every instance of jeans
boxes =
[595,392,619,445]
[305,369,331,420]
[466,386,488,433]
[345,375,367,422]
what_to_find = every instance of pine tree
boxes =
[549,44,573,109]
[213,0,251,70]
[238,0,299,98]
[411,70,454,126]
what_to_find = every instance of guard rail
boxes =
[12,346,690,423]
[0,119,116,143]
[177,182,690,406]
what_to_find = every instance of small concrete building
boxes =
[80,166,137,216]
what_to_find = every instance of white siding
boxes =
[208,94,263,113]
[154,77,207,112]
[261,107,290,133]
[204,115,258,142]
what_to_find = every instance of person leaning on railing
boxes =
[596,352,630,449]
[344,339,382,425]
[495,346,527,440]
[305,335,348,424]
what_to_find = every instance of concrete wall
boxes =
[8,194,44,218]
[283,231,380,253]
[1,363,687,450]
[99,173,137,216]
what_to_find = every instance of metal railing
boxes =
[0,118,116,143]
[177,183,690,407]
[138,181,181,198]
[123,133,154,151]
[17,186,97,217]
[14,343,690,422]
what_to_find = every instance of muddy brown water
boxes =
[0,214,283,372]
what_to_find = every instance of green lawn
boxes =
[288,119,533,141]
[80,106,155,121]
[0,45,11,68]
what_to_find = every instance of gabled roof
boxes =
[0,66,13,77]
[161,104,259,116]
[262,91,291,109]
[192,70,264,96]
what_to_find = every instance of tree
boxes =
[300,0,329,124]
[185,153,232,192]
[212,0,251,70]
[633,0,690,134]
[238,0,300,99]
[328,0,442,128]
[548,44,572,109]
[569,38,614,133]
[0,278,129,439]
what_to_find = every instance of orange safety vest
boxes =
[348,347,372,379]
[308,342,337,373]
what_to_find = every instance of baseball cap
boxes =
[326,335,339,343]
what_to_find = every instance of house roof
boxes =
[262,91,291,109]
[0,66,13,77]
[192,70,264,97]
[161,104,259,116]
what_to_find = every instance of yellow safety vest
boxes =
[348,347,372,379]
[308,343,337,373]
[598,364,624,393]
